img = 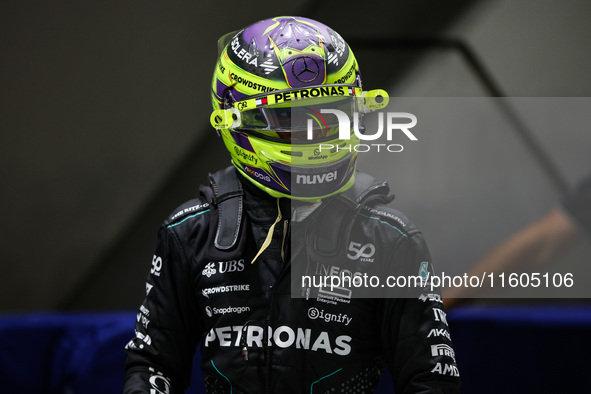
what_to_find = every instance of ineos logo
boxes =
[292,56,320,83]
[347,242,375,261]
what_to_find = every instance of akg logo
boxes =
[347,242,375,262]
[202,262,216,278]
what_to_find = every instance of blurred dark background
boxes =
[2,0,590,313]
[2,1,591,393]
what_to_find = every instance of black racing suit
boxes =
[124,167,461,393]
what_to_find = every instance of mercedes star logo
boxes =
[292,56,320,83]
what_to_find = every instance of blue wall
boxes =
[2,306,590,393]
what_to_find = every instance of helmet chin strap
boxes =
[250,198,282,264]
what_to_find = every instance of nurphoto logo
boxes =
[307,109,418,153]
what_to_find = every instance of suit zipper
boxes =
[281,219,289,262]
[266,216,291,393]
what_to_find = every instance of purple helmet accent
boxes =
[231,132,255,152]
[241,17,331,87]
[224,16,351,85]
[240,17,330,51]
[285,54,325,88]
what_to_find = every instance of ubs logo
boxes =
[217,259,245,273]
[202,260,246,278]
[202,262,216,278]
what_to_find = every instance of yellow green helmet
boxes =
[210,16,386,201]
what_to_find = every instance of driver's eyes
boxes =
[278,110,291,118]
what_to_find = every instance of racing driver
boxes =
[124,16,460,393]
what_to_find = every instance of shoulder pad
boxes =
[359,204,415,237]
[201,166,244,251]
[166,199,211,227]
[340,171,393,207]
[306,172,394,256]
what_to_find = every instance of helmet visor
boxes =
[210,85,389,142]
[239,96,357,141]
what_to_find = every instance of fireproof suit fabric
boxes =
[123,168,461,393]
